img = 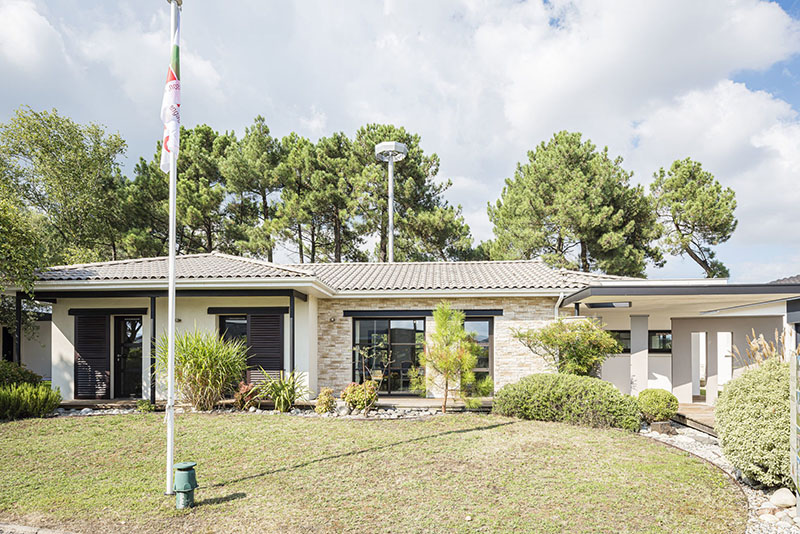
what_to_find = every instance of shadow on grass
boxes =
[211,421,515,488]
[194,492,247,507]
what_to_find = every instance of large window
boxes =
[220,315,247,343]
[464,318,493,382]
[608,330,631,353]
[649,331,672,353]
[353,318,425,394]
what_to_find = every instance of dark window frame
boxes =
[351,317,426,395]
[608,330,632,353]
[464,317,494,378]
[648,330,673,353]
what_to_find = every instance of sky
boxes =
[1,0,800,282]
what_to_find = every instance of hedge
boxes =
[0,360,42,387]
[716,359,791,488]
[638,388,679,423]
[0,383,62,420]
[493,373,641,432]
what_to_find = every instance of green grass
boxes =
[0,413,746,534]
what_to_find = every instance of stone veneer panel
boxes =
[316,297,558,395]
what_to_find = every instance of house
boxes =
[4,252,800,405]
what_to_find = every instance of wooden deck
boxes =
[673,403,716,436]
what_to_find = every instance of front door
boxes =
[114,317,143,398]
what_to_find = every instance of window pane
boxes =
[464,320,490,343]
[390,320,417,344]
[475,345,489,369]
[649,332,672,352]
[608,331,631,353]
[391,345,416,369]
[220,316,247,342]
[355,319,389,346]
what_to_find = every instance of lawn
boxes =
[0,413,746,534]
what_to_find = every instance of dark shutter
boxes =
[246,314,283,383]
[74,315,110,399]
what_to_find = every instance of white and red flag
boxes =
[160,7,181,173]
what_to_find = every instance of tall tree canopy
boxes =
[650,157,737,278]
[0,107,128,264]
[488,131,663,277]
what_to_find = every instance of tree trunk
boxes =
[673,221,714,276]
[310,225,316,263]
[580,241,589,272]
[297,223,304,263]
[334,217,342,262]
[261,192,273,263]
[442,377,448,413]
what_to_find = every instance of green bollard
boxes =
[173,461,198,509]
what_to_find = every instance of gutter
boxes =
[554,292,564,319]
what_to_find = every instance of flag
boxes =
[160,7,181,173]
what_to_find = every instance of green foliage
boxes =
[513,319,620,376]
[156,330,248,411]
[716,359,791,488]
[0,106,128,264]
[412,302,487,412]
[341,381,379,411]
[315,387,336,414]
[493,373,641,432]
[258,371,310,413]
[0,360,42,387]
[233,381,258,411]
[488,130,663,276]
[0,185,43,295]
[0,382,61,420]
[135,399,155,413]
[651,158,737,278]
[637,388,679,423]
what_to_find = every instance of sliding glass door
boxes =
[353,318,425,394]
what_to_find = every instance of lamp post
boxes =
[375,141,408,263]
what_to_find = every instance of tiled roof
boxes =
[770,274,800,285]
[37,253,635,292]
[287,260,634,291]
[38,253,314,281]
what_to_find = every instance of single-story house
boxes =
[4,252,800,405]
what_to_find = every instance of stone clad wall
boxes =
[316,296,558,395]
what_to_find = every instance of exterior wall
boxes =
[315,296,558,395]
[1,320,52,379]
[52,296,294,401]
[671,315,783,404]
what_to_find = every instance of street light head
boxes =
[375,141,408,162]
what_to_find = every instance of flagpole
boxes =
[165,0,179,497]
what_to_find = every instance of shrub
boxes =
[493,373,641,432]
[259,371,310,412]
[136,399,155,413]
[716,359,791,488]
[0,383,61,420]
[315,387,336,414]
[512,319,621,376]
[234,381,258,411]
[0,360,42,387]
[638,388,679,423]
[156,330,248,411]
[341,381,379,411]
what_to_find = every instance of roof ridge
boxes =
[41,252,215,271]
[285,259,546,266]
[558,268,641,280]
[211,252,316,276]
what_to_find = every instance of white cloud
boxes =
[0,0,67,72]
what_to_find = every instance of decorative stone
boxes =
[761,514,779,523]
[758,502,778,515]
[248,406,256,413]
[650,421,676,435]
[770,488,796,508]
[336,405,350,416]
[79,408,93,415]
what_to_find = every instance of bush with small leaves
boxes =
[0,360,42,387]
[493,373,640,432]
[136,399,155,413]
[341,381,378,411]
[637,388,679,423]
[716,359,791,488]
[315,387,336,414]
[0,383,61,420]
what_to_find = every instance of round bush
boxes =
[493,373,641,432]
[341,381,378,410]
[0,360,42,387]
[638,388,679,423]
[0,383,61,420]
[315,387,336,414]
[716,359,791,488]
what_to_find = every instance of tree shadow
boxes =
[194,491,247,507]
[210,421,515,489]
